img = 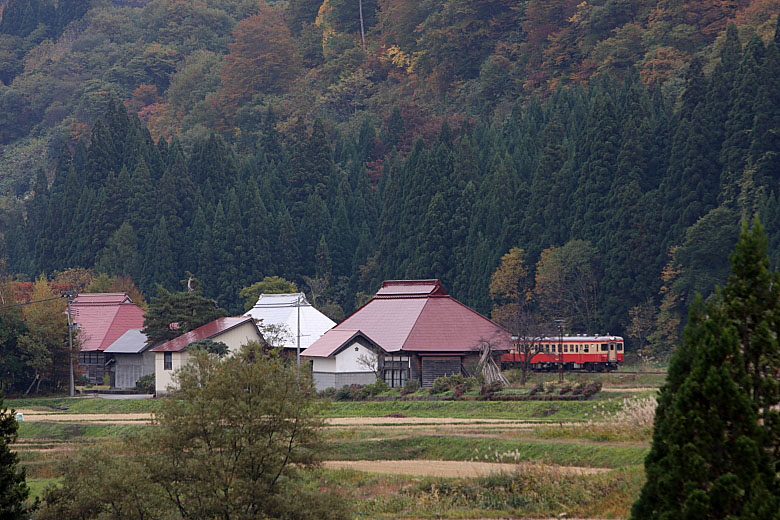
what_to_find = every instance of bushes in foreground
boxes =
[317,376,603,401]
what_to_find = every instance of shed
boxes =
[302,280,512,390]
[151,317,263,395]
[103,329,154,390]
[243,293,335,352]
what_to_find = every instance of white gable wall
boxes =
[309,338,380,391]
[155,321,263,395]
[336,338,378,372]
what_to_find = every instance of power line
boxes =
[0,295,64,310]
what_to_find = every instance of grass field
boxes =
[8,397,160,414]
[8,371,663,518]
[323,398,627,420]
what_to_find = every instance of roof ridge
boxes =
[400,297,430,350]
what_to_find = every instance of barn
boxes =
[302,280,512,390]
[103,329,154,390]
[72,293,146,385]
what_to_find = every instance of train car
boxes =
[500,335,624,372]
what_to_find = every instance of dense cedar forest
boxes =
[1,0,780,354]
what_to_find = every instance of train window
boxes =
[601,343,608,351]
[617,344,623,351]
[563,345,568,353]
[584,345,589,353]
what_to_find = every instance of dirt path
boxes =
[15,410,153,423]
[15,412,574,427]
[323,459,610,478]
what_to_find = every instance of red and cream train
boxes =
[500,335,624,372]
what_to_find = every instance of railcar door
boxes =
[608,341,617,362]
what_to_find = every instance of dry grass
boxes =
[536,396,657,442]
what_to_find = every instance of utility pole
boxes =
[554,318,565,383]
[64,290,77,397]
[296,293,301,375]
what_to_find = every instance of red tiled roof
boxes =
[73,294,145,352]
[303,280,511,357]
[151,317,258,353]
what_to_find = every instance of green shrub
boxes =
[318,387,337,399]
[360,380,389,399]
[480,381,503,397]
[135,374,155,394]
[400,379,420,395]
[431,374,477,394]
[335,385,361,401]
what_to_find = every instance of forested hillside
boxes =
[1,0,780,355]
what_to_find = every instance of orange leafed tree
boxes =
[219,5,301,112]
[489,247,530,328]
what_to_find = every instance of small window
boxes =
[601,343,608,352]
[564,345,568,353]
[164,352,172,370]
[617,343,623,351]
[584,345,589,353]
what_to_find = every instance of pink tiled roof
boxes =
[151,317,259,353]
[303,280,511,357]
[299,329,381,358]
[73,294,145,352]
[73,293,133,305]
[375,279,447,297]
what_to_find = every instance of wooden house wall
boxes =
[420,356,461,387]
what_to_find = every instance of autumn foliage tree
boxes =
[534,240,600,332]
[219,5,301,114]
[16,276,69,394]
[490,247,546,385]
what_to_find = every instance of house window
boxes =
[164,352,172,370]
[383,355,410,388]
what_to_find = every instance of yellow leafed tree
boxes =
[17,276,69,393]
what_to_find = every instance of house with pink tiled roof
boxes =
[151,316,263,395]
[73,293,145,384]
[302,280,512,390]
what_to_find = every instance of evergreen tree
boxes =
[721,35,765,198]
[632,221,780,519]
[0,393,30,519]
[721,220,780,462]
[142,285,227,345]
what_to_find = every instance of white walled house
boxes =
[302,330,384,389]
[302,280,512,391]
[151,317,263,395]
